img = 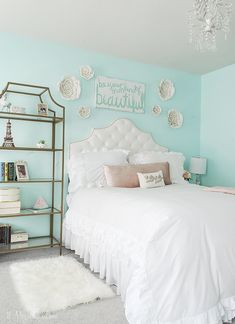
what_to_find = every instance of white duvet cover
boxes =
[63,184,235,324]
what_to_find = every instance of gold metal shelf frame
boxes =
[0,82,65,255]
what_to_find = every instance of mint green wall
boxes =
[201,64,235,187]
[0,33,201,237]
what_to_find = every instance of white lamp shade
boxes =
[190,157,207,175]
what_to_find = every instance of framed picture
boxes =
[15,161,29,181]
[37,103,48,116]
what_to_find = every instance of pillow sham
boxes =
[104,162,171,188]
[68,150,129,192]
[128,151,186,184]
[137,170,165,189]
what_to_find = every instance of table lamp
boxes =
[189,157,207,185]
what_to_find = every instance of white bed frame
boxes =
[70,118,168,157]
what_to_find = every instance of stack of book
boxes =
[0,224,11,245]
[0,162,15,181]
[0,187,21,215]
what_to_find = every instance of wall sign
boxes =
[95,76,145,113]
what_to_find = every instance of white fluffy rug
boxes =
[10,256,115,317]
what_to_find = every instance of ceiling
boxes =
[0,0,234,74]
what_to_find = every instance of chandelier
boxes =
[189,0,232,51]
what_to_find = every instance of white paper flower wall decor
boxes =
[78,106,91,119]
[168,109,183,128]
[58,76,81,100]
[152,105,162,117]
[158,79,175,101]
[80,65,94,80]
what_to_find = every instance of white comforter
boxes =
[63,184,235,324]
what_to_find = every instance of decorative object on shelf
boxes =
[58,76,81,100]
[33,196,49,210]
[15,161,29,181]
[37,103,48,116]
[152,105,162,117]
[168,109,183,128]
[36,140,46,148]
[2,119,15,147]
[80,65,95,80]
[96,76,145,113]
[10,106,26,114]
[11,231,28,243]
[183,170,192,182]
[78,106,91,119]
[0,94,9,111]
[158,80,175,101]
[188,0,232,52]
[189,156,207,185]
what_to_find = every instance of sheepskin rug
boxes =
[10,256,115,317]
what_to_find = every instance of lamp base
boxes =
[195,174,201,185]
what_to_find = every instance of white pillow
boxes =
[137,170,165,189]
[129,151,186,184]
[68,150,129,192]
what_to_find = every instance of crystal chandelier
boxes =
[189,0,232,51]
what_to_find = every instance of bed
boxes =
[63,119,235,324]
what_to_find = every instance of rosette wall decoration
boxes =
[168,109,183,128]
[78,106,91,119]
[152,105,162,117]
[58,76,81,100]
[158,80,175,101]
[80,65,94,80]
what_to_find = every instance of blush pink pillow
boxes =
[104,162,171,188]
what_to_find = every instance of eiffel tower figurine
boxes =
[2,119,15,147]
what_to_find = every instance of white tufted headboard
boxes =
[70,118,168,157]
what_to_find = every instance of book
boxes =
[0,225,6,245]
[0,163,5,181]
[8,162,15,181]
[8,225,11,244]
[0,187,20,196]
[0,207,20,215]
[0,201,21,209]
[0,187,20,202]
[0,224,11,245]
[0,195,20,202]
[4,163,8,181]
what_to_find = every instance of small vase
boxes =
[37,143,46,148]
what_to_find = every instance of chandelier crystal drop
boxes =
[189,0,232,51]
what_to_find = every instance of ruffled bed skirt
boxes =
[63,217,143,299]
[63,217,235,324]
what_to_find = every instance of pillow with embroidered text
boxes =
[137,170,165,189]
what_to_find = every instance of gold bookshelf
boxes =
[0,82,65,255]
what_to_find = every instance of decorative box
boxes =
[11,231,28,243]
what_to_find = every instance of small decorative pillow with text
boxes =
[137,170,165,189]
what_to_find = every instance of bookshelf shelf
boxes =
[0,111,63,124]
[0,82,65,255]
[0,178,62,184]
[0,207,61,218]
[0,147,63,152]
[0,236,60,254]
